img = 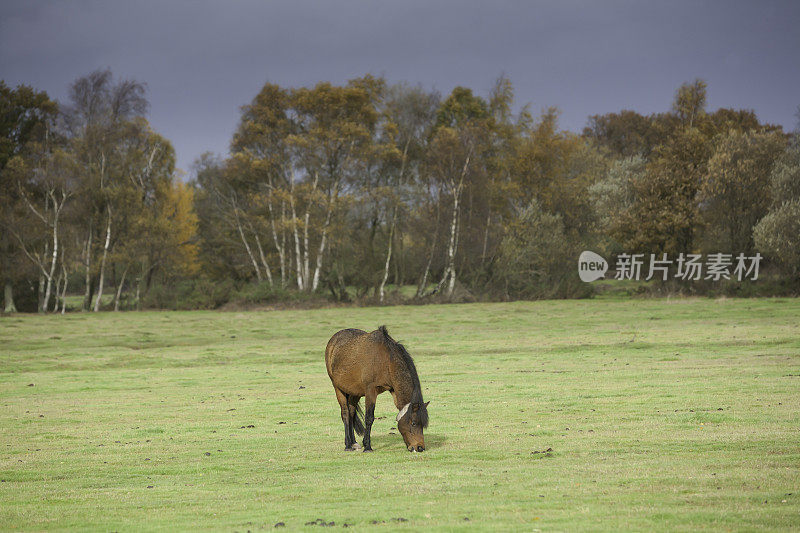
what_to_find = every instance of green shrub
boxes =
[494,200,592,299]
[232,282,302,305]
[143,279,234,310]
[142,279,329,310]
[754,199,800,280]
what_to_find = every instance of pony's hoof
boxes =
[362,447,373,452]
[344,446,356,451]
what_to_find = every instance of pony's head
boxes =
[396,401,429,452]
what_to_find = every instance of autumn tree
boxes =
[589,155,645,253]
[427,87,490,297]
[4,143,75,313]
[700,130,786,254]
[584,110,662,158]
[0,82,59,312]
[495,199,584,299]
[491,106,604,298]
[510,108,605,235]
[704,108,782,137]
[377,83,438,301]
[107,121,185,309]
[608,81,711,256]
[754,142,800,279]
[192,154,255,280]
[56,70,193,311]
[289,78,381,291]
[672,79,707,128]
[473,76,530,278]
[63,69,150,310]
[230,83,294,286]
[627,127,712,255]
[198,78,383,295]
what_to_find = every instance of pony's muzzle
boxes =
[408,445,425,452]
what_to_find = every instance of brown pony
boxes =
[325,326,429,452]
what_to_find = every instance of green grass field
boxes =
[1,298,799,531]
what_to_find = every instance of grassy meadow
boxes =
[1,298,799,531]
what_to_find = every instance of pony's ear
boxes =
[396,403,410,422]
[424,401,430,408]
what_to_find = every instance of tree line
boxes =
[2,71,798,312]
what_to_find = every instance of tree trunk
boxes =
[113,264,129,311]
[234,208,262,282]
[449,205,461,296]
[59,262,68,315]
[4,281,16,313]
[289,180,304,290]
[93,207,112,312]
[380,140,410,302]
[379,208,397,302]
[302,207,311,289]
[481,212,491,266]
[396,227,404,286]
[311,177,339,292]
[280,202,287,287]
[267,197,286,288]
[135,262,144,311]
[82,222,93,311]
[439,193,460,296]
[51,269,62,313]
[37,211,50,313]
[439,151,470,297]
[416,243,436,297]
[292,217,303,289]
[41,198,61,313]
[302,173,319,291]
[310,227,326,292]
[416,198,441,298]
[253,231,273,286]
[38,274,45,313]
[86,278,95,312]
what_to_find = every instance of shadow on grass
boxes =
[367,432,447,452]
[423,432,447,450]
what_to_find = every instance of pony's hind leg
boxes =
[335,388,355,451]
[346,395,361,448]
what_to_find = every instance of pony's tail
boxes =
[352,400,365,436]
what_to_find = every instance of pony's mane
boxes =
[377,325,428,428]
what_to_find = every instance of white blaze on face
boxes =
[396,403,410,422]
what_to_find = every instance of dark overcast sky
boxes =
[2,0,798,174]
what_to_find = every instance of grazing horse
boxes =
[325,326,429,452]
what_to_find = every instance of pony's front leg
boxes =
[335,388,355,451]
[362,386,378,452]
